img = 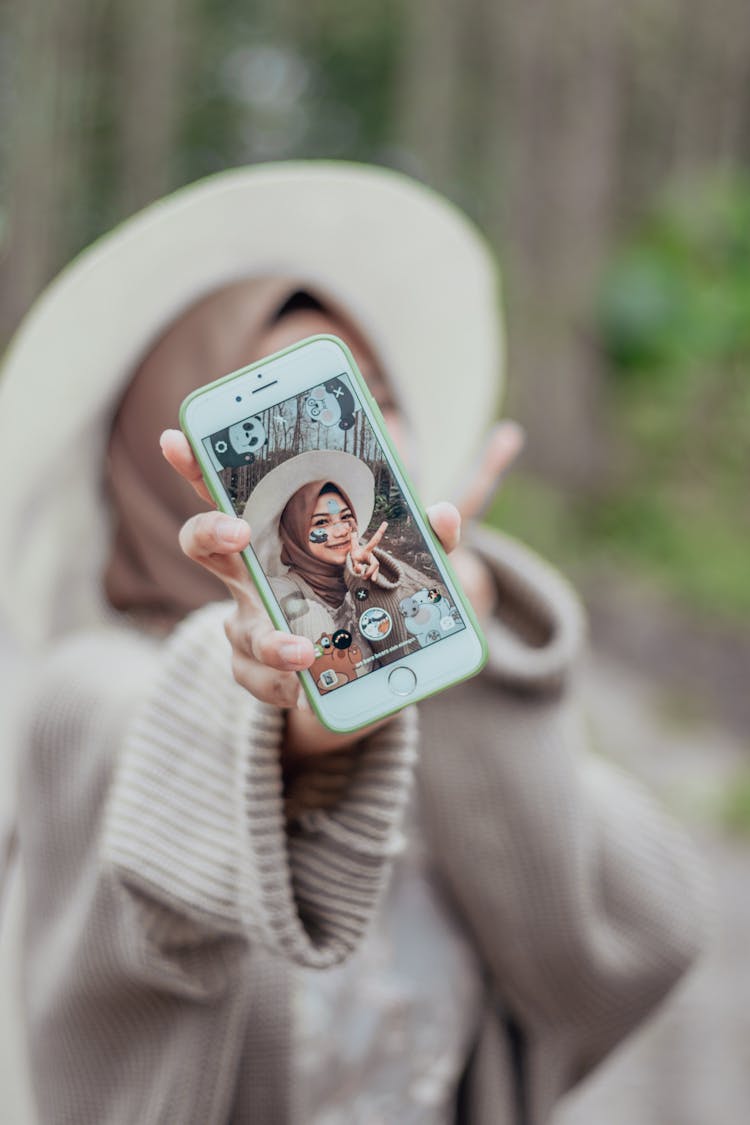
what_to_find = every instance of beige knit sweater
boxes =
[15,528,706,1124]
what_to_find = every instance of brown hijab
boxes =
[279,481,357,609]
[104,277,297,625]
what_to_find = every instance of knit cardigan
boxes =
[15,528,705,1124]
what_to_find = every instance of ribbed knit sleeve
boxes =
[103,602,417,970]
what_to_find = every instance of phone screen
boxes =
[203,371,465,695]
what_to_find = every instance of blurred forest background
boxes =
[0,0,748,728]
[2,3,750,1121]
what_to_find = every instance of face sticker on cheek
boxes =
[309,528,329,544]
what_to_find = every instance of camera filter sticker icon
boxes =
[304,377,357,430]
[209,417,268,467]
[359,607,392,641]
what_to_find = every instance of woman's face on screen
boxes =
[306,490,356,566]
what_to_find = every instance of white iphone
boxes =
[180,334,488,732]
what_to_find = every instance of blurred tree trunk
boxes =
[478,0,623,490]
[115,0,185,216]
[394,0,465,192]
[670,0,750,173]
[394,0,623,490]
[0,0,93,342]
[0,0,187,342]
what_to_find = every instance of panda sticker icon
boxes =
[304,377,357,431]
[209,417,268,468]
[399,587,461,648]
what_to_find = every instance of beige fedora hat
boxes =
[0,161,503,646]
[243,450,375,576]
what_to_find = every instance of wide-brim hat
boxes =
[0,161,503,646]
[243,451,375,576]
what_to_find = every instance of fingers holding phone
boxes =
[161,432,386,750]
[223,611,313,708]
[177,511,251,600]
[160,428,214,504]
[349,520,387,579]
[163,431,317,702]
[177,507,315,702]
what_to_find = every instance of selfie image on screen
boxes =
[204,373,465,694]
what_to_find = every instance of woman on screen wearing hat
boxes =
[240,448,457,694]
[0,165,705,1125]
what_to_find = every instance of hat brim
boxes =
[0,161,502,645]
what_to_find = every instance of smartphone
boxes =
[180,334,487,732]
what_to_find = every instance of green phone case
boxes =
[179,333,488,732]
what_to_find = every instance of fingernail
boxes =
[280,639,307,663]
[218,516,246,544]
[296,691,311,712]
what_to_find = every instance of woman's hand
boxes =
[349,520,388,580]
[159,430,462,757]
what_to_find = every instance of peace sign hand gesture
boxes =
[349,520,388,580]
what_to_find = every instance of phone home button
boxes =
[388,667,417,697]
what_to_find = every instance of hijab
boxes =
[104,277,297,626]
[279,481,357,609]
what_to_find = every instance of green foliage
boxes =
[485,474,584,568]
[600,177,750,374]
[718,770,750,837]
[588,176,750,619]
[181,0,403,181]
[584,492,750,617]
[299,0,403,158]
[487,471,750,620]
